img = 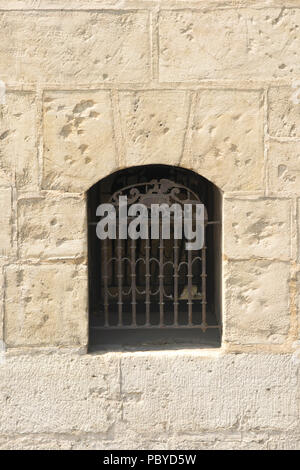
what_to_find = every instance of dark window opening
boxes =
[88,165,222,350]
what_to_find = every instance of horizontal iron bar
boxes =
[91,325,221,330]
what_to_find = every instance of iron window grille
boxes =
[88,165,221,347]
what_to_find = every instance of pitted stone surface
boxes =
[0,189,12,257]
[159,9,300,81]
[0,92,37,190]
[43,91,118,192]
[0,11,150,84]
[268,140,300,196]
[0,0,299,450]
[18,193,86,260]
[181,90,264,191]
[4,264,88,348]
[269,87,300,138]
[119,91,189,166]
[224,198,291,260]
[224,260,290,345]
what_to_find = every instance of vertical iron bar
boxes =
[187,246,193,326]
[201,244,207,328]
[173,237,179,326]
[102,238,109,327]
[159,227,164,327]
[131,238,137,326]
[145,220,150,326]
[117,236,123,326]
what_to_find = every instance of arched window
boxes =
[88,165,222,349]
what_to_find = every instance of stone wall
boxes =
[0,0,299,449]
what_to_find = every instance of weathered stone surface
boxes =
[182,90,264,191]
[0,352,298,447]
[4,264,88,348]
[268,140,300,196]
[224,260,290,345]
[18,193,86,260]
[298,200,300,264]
[0,93,37,190]
[159,9,300,81]
[0,353,120,434]
[224,198,291,260]
[0,2,299,450]
[0,267,4,342]
[43,91,118,192]
[0,189,12,257]
[120,352,298,433]
[269,87,300,137]
[0,429,299,450]
[297,270,300,340]
[119,91,189,166]
[167,432,300,451]
[0,11,150,84]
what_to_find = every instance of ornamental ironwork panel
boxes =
[92,178,220,332]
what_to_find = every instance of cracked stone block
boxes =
[0,188,12,257]
[224,198,291,260]
[0,11,150,84]
[18,193,87,260]
[43,91,118,192]
[159,9,300,81]
[0,92,38,190]
[119,91,190,166]
[268,140,300,196]
[4,264,88,348]
[182,90,264,191]
[224,260,290,345]
[269,87,300,137]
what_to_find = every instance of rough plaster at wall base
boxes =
[0,351,299,450]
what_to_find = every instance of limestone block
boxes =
[18,194,86,260]
[0,428,299,450]
[4,264,88,348]
[297,270,300,340]
[120,353,298,433]
[182,90,264,191]
[119,91,189,166]
[0,352,298,447]
[268,140,300,196]
[0,352,297,440]
[0,92,37,190]
[0,11,150,84]
[159,9,300,81]
[298,200,300,263]
[0,353,121,434]
[0,267,3,342]
[224,198,291,260]
[269,87,300,137]
[43,91,118,192]
[224,260,290,345]
[0,188,12,257]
